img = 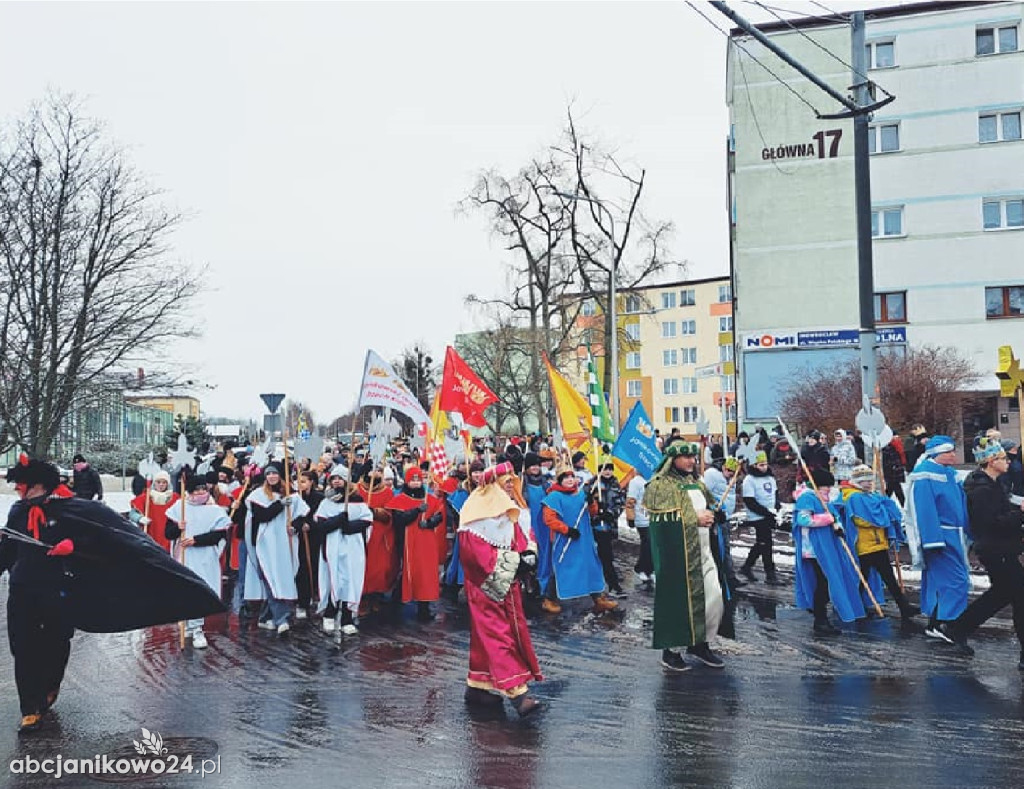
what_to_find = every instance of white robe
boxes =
[244,488,308,601]
[173,502,232,594]
[688,489,724,640]
[315,498,371,610]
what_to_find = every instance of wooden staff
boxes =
[282,431,297,564]
[714,467,740,513]
[777,416,884,618]
[871,439,904,592]
[178,474,188,649]
[142,479,152,535]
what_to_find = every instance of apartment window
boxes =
[625,322,641,341]
[977,25,1019,56]
[681,377,698,394]
[719,316,733,332]
[681,347,698,364]
[661,292,677,310]
[874,291,907,323]
[865,40,895,68]
[679,289,696,306]
[625,351,641,370]
[581,299,597,317]
[983,198,1024,229]
[680,319,697,335]
[871,207,904,237]
[624,294,642,314]
[663,349,678,366]
[683,406,699,423]
[868,123,900,153]
[661,321,677,338]
[626,380,643,397]
[718,284,732,303]
[986,286,1024,318]
[663,378,679,395]
[980,111,1022,143]
[665,407,680,423]
[720,344,734,362]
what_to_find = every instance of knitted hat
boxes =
[523,452,542,469]
[973,438,1006,465]
[754,450,768,464]
[186,473,210,493]
[924,435,955,458]
[850,464,875,489]
[329,466,350,481]
[153,470,171,485]
[264,463,283,476]
[404,466,423,486]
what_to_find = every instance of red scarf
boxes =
[26,485,73,540]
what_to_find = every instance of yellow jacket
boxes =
[840,486,889,556]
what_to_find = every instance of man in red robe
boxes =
[458,462,543,716]
[387,467,444,620]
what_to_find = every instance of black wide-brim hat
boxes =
[7,454,60,490]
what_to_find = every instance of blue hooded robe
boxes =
[838,489,905,607]
[541,487,605,600]
[793,489,866,622]
[523,477,551,595]
[443,487,470,586]
[907,459,969,620]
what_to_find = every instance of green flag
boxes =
[586,351,616,442]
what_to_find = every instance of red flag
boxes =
[438,346,498,427]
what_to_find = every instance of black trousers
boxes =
[957,553,1024,645]
[7,586,74,716]
[858,549,910,612]
[744,521,775,571]
[295,530,321,608]
[809,559,831,621]
[594,530,621,591]
[884,477,906,507]
[635,527,654,576]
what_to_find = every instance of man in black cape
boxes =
[1,455,225,733]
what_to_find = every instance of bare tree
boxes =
[282,399,316,438]
[394,343,436,413]
[780,345,983,439]
[0,93,200,459]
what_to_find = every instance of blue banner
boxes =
[611,401,661,479]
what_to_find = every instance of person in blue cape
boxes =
[839,464,918,621]
[793,468,866,635]
[443,461,484,589]
[520,453,554,609]
[541,465,616,614]
[905,435,970,640]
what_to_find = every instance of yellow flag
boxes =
[428,389,449,442]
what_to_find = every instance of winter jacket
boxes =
[881,443,906,486]
[72,465,104,500]
[830,440,858,482]
[963,468,1024,559]
[594,477,626,533]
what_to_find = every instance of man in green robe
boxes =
[643,441,726,671]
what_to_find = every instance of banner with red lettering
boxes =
[437,346,498,428]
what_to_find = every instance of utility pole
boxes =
[709,2,893,411]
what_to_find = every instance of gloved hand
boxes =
[47,539,74,557]
[520,549,537,567]
[833,524,845,537]
[567,527,581,541]
[139,516,152,527]
[420,512,442,529]
[417,502,428,513]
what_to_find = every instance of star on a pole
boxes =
[996,345,1024,398]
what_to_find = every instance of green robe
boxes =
[643,469,719,649]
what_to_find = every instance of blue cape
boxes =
[524,478,552,595]
[793,490,866,622]
[541,488,605,599]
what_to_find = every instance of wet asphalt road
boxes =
[2,533,1023,789]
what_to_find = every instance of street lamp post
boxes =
[553,191,619,434]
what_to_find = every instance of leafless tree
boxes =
[0,93,200,459]
[780,345,983,439]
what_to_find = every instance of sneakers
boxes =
[17,714,43,734]
[660,649,691,672]
[635,572,650,583]
[257,620,277,631]
[592,596,618,613]
[764,571,784,587]
[686,643,725,668]
[727,575,747,590]
[340,623,359,636]
[192,630,208,649]
[813,619,842,636]
[295,608,308,621]
[322,617,337,634]
[924,625,954,644]
[609,588,628,600]
[277,623,290,636]
[541,598,562,614]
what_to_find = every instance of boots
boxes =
[813,618,841,636]
[541,598,562,614]
[416,602,435,622]
[764,566,783,586]
[511,694,542,717]
[738,562,757,582]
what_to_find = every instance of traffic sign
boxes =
[695,363,723,379]
[259,393,286,414]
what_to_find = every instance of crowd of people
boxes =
[3,420,1023,733]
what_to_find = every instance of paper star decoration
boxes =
[996,346,1024,398]
[169,433,194,471]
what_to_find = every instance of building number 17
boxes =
[811,129,843,159]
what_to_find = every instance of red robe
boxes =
[130,491,180,552]
[388,490,443,604]
[459,520,542,693]
[360,484,398,595]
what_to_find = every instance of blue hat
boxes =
[924,435,955,458]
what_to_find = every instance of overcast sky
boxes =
[0,0,884,425]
